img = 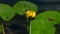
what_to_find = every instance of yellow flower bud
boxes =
[26,11,36,18]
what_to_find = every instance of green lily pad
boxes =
[38,11,60,25]
[30,11,60,34]
[0,4,15,21]
[13,1,38,15]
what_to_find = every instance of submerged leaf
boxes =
[13,1,38,15]
[30,11,60,34]
[0,4,15,21]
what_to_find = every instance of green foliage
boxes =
[0,1,59,34]
[13,1,38,15]
[0,4,15,21]
[30,11,60,34]
[38,11,60,25]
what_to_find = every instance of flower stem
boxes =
[30,23,31,34]
[2,23,5,34]
[27,17,31,34]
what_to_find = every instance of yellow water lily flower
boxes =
[26,11,36,18]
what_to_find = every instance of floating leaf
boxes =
[30,11,60,34]
[38,11,60,25]
[0,4,15,21]
[13,1,38,15]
